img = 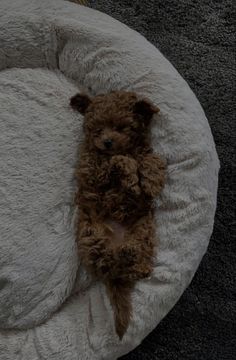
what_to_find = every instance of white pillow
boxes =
[0,1,219,359]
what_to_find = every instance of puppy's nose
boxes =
[104,139,113,149]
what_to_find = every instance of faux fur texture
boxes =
[0,0,219,359]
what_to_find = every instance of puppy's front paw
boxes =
[126,182,141,196]
[140,176,165,197]
[111,155,140,194]
[139,154,166,197]
[110,155,137,174]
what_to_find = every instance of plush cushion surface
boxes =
[0,0,219,359]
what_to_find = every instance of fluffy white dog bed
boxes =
[0,0,219,359]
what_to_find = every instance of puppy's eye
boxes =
[115,125,128,131]
[94,128,102,135]
[131,123,139,130]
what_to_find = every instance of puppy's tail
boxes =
[106,279,133,340]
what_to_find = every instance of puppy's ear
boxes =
[70,93,92,114]
[134,99,159,124]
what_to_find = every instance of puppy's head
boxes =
[70,91,159,154]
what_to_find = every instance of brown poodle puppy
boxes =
[70,91,166,339]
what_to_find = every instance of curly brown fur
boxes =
[70,91,166,339]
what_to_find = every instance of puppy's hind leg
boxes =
[139,154,166,197]
[77,216,117,277]
[116,213,156,281]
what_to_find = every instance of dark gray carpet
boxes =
[89,1,235,359]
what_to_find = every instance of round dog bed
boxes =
[0,0,219,359]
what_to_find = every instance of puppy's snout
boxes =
[104,139,113,149]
